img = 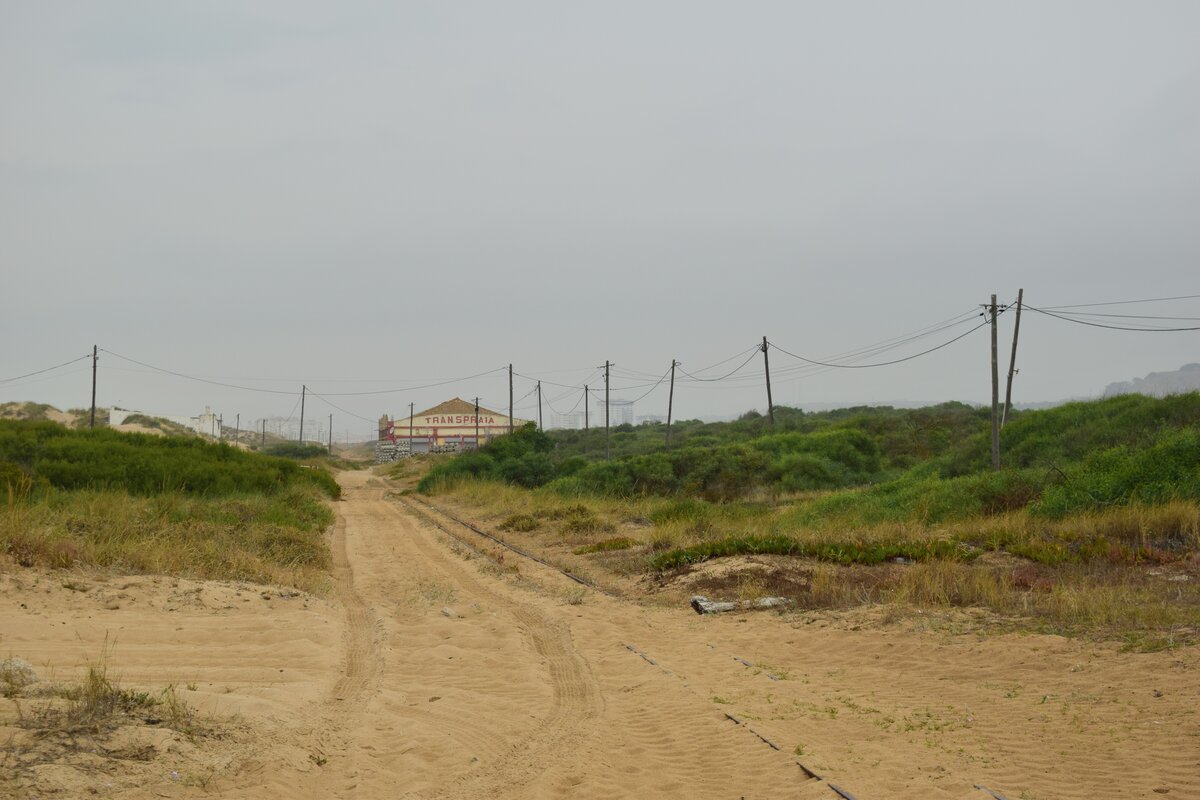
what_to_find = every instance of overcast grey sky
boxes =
[3,1,1198,437]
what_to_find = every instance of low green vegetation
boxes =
[0,419,339,499]
[119,413,196,437]
[1,419,338,589]
[263,441,331,460]
[420,393,1200,645]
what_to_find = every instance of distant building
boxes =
[593,398,634,426]
[550,412,586,430]
[380,397,531,453]
[637,414,664,425]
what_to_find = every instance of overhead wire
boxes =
[626,365,674,404]
[677,349,761,382]
[1024,305,1200,332]
[1040,293,1200,310]
[1,353,92,384]
[769,318,992,369]
[305,388,378,424]
[742,308,984,383]
[100,349,303,395]
[316,366,509,396]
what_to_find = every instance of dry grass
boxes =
[432,477,1200,648]
[1,484,333,591]
[2,646,212,791]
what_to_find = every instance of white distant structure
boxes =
[594,399,634,426]
[550,412,586,430]
[109,406,221,438]
[637,414,664,425]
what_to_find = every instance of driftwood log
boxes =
[690,595,793,615]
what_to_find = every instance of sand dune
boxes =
[3,470,1196,798]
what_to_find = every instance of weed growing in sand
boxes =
[573,536,636,555]
[18,652,205,741]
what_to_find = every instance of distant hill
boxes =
[1104,363,1200,398]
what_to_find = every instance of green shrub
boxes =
[769,453,854,491]
[264,442,328,459]
[648,498,712,525]
[0,420,338,500]
[1034,428,1200,517]
[418,424,555,493]
[498,514,539,532]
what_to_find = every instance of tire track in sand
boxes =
[391,495,602,800]
[329,503,379,703]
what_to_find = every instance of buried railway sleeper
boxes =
[401,495,616,597]
[623,641,833,791]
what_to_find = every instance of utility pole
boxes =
[299,385,306,443]
[328,413,333,455]
[536,381,543,430]
[235,413,239,447]
[761,336,775,425]
[989,295,1000,471]
[584,386,589,430]
[604,360,611,459]
[474,397,480,446]
[218,415,223,441]
[89,345,98,428]
[666,359,679,445]
[508,364,514,433]
[409,402,414,445]
[261,419,266,446]
[1002,288,1024,428]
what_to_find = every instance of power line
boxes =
[1029,310,1200,322]
[511,370,593,391]
[677,349,761,382]
[305,388,377,424]
[280,393,303,426]
[1040,293,1200,310]
[627,365,674,403]
[316,366,508,396]
[1024,305,1200,332]
[0,354,92,384]
[732,309,983,383]
[770,319,991,369]
[100,349,300,394]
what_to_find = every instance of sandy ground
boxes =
[3,471,1198,799]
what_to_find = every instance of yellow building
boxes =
[379,397,530,452]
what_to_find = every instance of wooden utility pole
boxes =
[1002,288,1024,428]
[328,413,333,455]
[409,402,415,446]
[474,397,480,446]
[508,364,514,434]
[536,381,543,430]
[235,413,240,447]
[604,360,611,459]
[261,419,266,446]
[989,295,1000,471]
[584,386,589,430]
[218,415,223,441]
[89,345,98,428]
[761,336,775,425]
[299,385,306,443]
[666,359,679,444]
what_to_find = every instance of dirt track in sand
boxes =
[4,470,1198,798]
